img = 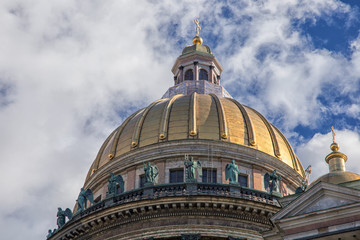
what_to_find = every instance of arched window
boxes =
[199,69,208,81]
[184,69,194,80]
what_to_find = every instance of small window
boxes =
[238,174,248,187]
[170,169,184,183]
[202,169,217,183]
[199,69,208,81]
[139,174,146,188]
[184,69,194,80]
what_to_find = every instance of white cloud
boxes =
[0,0,359,239]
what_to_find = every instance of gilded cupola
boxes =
[85,21,305,185]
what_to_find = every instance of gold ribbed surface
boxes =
[91,94,304,175]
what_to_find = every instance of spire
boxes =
[325,126,347,173]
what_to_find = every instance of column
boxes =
[209,65,214,83]
[194,61,199,81]
[179,66,184,83]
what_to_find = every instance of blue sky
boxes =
[0,0,360,239]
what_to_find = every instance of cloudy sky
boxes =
[1,0,360,239]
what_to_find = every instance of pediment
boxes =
[273,181,360,220]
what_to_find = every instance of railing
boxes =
[71,182,279,222]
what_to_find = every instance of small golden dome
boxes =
[192,36,203,45]
[311,172,360,185]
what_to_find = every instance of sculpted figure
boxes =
[295,165,312,194]
[264,170,282,194]
[184,154,202,182]
[107,172,124,196]
[56,207,72,228]
[46,229,53,238]
[144,162,159,184]
[225,160,240,184]
[47,229,56,239]
[76,188,94,213]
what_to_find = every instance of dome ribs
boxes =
[209,94,228,139]
[189,92,197,137]
[110,109,143,158]
[92,127,119,173]
[271,125,300,172]
[250,108,281,159]
[227,98,256,146]
[131,99,166,148]
[159,94,183,141]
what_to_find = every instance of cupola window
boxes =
[184,69,194,80]
[199,69,208,81]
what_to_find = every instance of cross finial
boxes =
[331,126,336,143]
[194,19,201,36]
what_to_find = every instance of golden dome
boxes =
[310,135,360,186]
[87,93,304,179]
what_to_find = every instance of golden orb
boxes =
[192,36,203,45]
[330,142,339,151]
[159,133,166,140]
[108,154,114,159]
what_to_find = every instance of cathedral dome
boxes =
[85,93,304,182]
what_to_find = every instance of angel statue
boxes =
[264,170,282,194]
[225,160,240,184]
[56,207,73,228]
[184,154,202,182]
[144,162,159,185]
[107,172,125,196]
[76,188,94,213]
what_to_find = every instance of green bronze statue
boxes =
[264,170,282,194]
[46,229,57,238]
[225,160,240,184]
[184,154,202,182]
[143,162,159,184]
[107,172,124,196]
[56,207,72,228]
[76,188,94,213]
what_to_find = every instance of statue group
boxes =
[144,162,159,185]
[264,170,282,194]
[184,154,202,182]
[225,160,240,184]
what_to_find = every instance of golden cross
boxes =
[331,126,336,143]
[194,19,201,36]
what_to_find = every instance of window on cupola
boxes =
[184,69,194,80]
[199,69,208,81]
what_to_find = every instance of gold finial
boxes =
[192,19,203,45]
[331,126,336,143]
[194,19,201,36]
[330,126,339,151]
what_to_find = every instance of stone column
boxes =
[173,76,177,85]
[217,75,221,85]
[194,61,199,81]
[179,66,184,83]
[209,65,214,83]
